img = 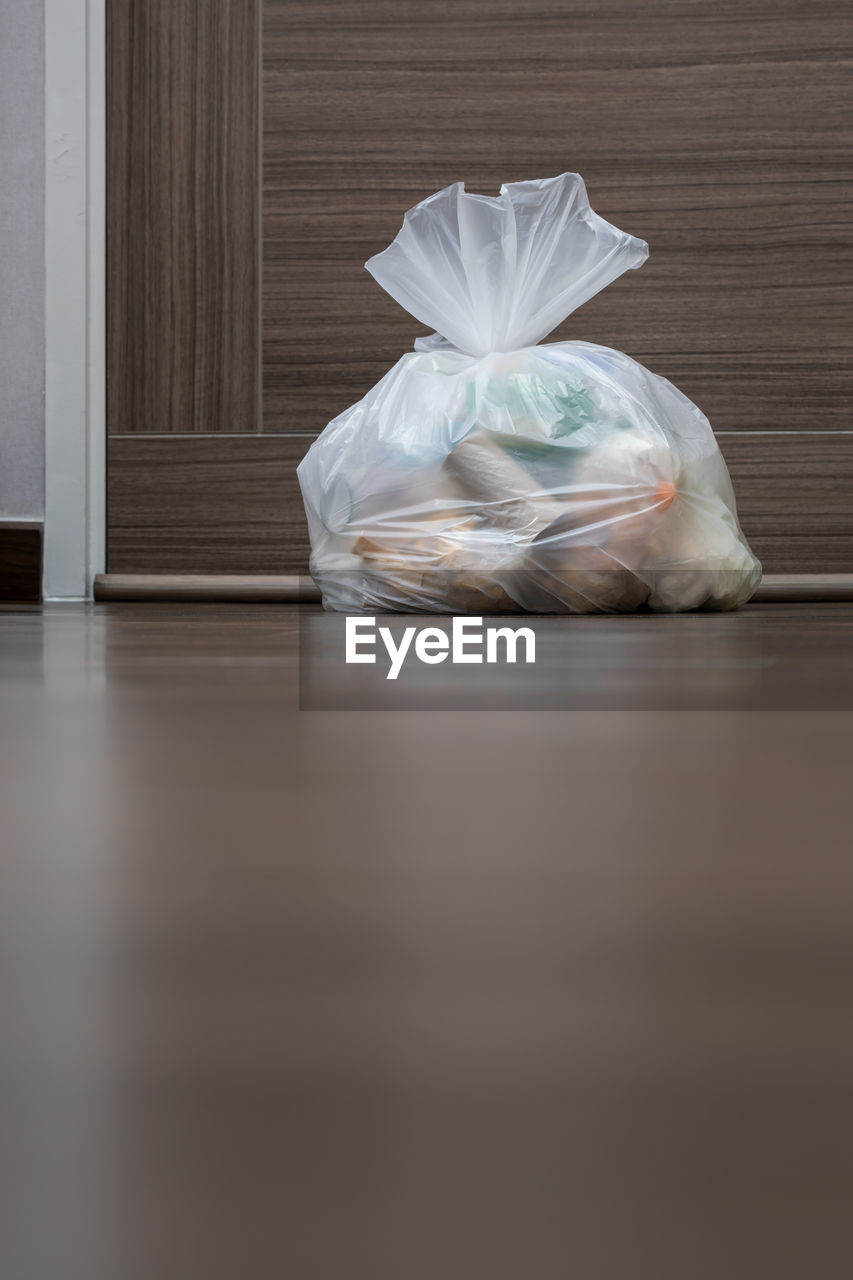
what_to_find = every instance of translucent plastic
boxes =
[298,174,760,614]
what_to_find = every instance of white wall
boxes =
[0,0,45,520]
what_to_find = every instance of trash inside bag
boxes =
[298,173,761,614]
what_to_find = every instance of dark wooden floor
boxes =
[1,603,852,1279]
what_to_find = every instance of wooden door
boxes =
[107,0,853,575]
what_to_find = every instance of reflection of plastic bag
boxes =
[298,174,760,614]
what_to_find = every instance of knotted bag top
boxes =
[365,173,648,358]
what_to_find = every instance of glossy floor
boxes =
[1,603,852,1279]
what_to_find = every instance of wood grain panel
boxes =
[721,435,853,573]
[107,434,853,575]
[108,437,311,572]
[263,0,852,435]
[108,0,260,433]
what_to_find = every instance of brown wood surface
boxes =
[106,0,852,574]
[0,523,42,601]
[263,0,852,435]
[107,0,260,434]
[108,436,311,572]
[107,433,853,575]
[3,603,853,1276]
[721,434,853,573]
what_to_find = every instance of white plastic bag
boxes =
[298,174,760,614]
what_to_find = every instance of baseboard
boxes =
[0,522,43,601]
[93,572,853,604]
[95,573,320,602]
[753,574,853,602]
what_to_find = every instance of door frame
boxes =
[43,0,106,600]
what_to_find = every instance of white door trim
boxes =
[43,0,106,600]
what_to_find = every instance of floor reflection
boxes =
[1,603,852,1278]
